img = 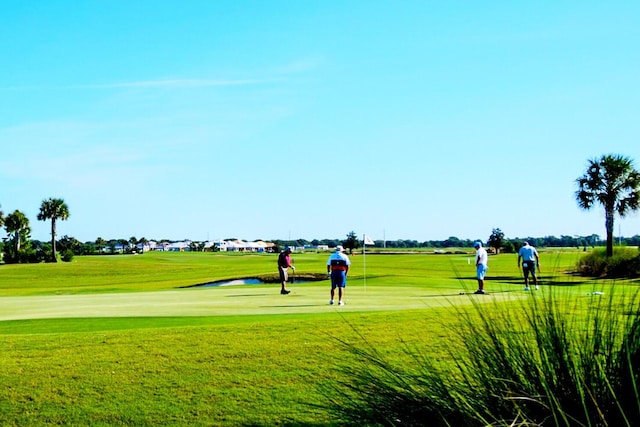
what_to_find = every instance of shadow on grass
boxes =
[455,275,596,287]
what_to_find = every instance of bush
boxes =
[326,289,640,426]
[61,249,74,262]
[578,248,640,277]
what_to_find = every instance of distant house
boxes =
[205,240,230,251]
[136,241,157,253]
[145,239,276,253]
[208,239,276,252]
[166,241,191,252]
[152,242,170,251]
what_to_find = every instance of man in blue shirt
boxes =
[517,241,540,290]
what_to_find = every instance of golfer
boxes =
[473,241,488,294]
[327,245,351,305]
[277,246,295,295]
[517,241,540,290]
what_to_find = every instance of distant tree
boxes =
[37,197,70,262]
[138,237,149,252]
[487,228,506,254]
[502,240,516,254]
[3,210,31,262]
[78,241,97,255]
[95,237,106,253]
[575,154,640,256]
[0,204,4,259]
[58,235,82,255]
[118,239,129,253]
[344,231,360,254]
[443,236,462,248]
[190,241,205,252]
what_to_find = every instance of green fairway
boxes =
[0,249,625,425]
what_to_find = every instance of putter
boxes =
[290,258,295,284]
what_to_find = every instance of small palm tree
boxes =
[4,210,31,254]
[95,237,106,254]
[575,154,640,256]
[37,198,70,262]
[138,237,149,253]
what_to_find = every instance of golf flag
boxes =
[362,234,375,293]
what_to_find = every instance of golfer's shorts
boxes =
[522,261,536,276]
[331,271,347,288]
[476,264,488,280]
[279,267,288,282]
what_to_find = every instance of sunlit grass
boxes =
[0,249,634,425]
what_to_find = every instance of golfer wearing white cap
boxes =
[473,241,488,294]
[327,245,351,305]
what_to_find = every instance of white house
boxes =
[166,241,191,252]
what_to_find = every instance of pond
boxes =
[185,274,327,288]
[200,278,264,287]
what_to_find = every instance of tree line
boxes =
[2,153,640,263]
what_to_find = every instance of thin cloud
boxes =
[0,78,277,91]
[73,78,272,89]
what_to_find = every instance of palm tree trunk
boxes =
[605,209,614,257]
[51,219,57,262]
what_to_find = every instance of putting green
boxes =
[0,283,518,321]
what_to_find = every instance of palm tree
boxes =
[95,237,106,254]
[37,198,70,262]
[575,154,640,256]
[129,236,138,253]
[138,237,149,253]
[4,210,31,255]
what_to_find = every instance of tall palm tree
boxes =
[4,210,31,255]
[37,198,70,262]
[575,154,640,256]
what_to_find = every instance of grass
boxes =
[324,275,640,425]
[0,249,634,425]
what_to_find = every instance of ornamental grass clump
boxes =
[326,287,640,426]
[578,247,640,277]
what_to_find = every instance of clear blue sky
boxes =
[1,1,639,243]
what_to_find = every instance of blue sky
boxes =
[1,1,639,243]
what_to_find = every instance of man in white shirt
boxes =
[473,241,488,294]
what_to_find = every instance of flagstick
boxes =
[362,235,367,293]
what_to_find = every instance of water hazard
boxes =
[186,274,326,288]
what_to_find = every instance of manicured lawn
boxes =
[0,249,624,425]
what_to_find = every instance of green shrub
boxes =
[578,248,640,277]
[61,249,74,262]
[327,289,640,426]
